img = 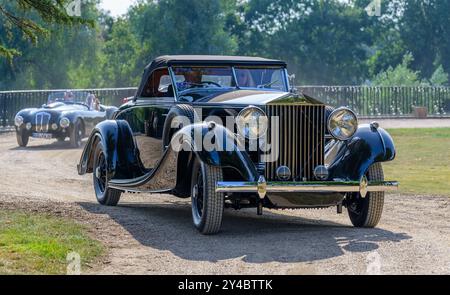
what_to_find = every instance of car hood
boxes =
[192,90,323,106]
[17,105,85,122]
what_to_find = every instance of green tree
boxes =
[128,0,237,58]
[367,0,450,79]
[399,0,450,77]
[0,0,90,59]
[231,0,374,85]
[0,1,102,90]
[101,18,141,87]
[372,53,426,86]
[429,65,449,86]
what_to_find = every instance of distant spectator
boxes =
[86,94,95,110]
[64,91,74,102]
[86,93,101,111]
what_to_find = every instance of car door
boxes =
[114,68,175,171]
[80,107,106,135]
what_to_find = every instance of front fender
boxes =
[327,124,396,181]
[77,120,142,179]
[174,122,259,182]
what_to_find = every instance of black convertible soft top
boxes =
[137,55,287,97]
[144,55,287,71]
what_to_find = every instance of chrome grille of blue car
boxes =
[265,104,325,181]
[35,112,51,132]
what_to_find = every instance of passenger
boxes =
[236,69,255,87]
[93,96,101,111]
[86,94,96,110]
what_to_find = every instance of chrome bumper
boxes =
[216,176,399,199]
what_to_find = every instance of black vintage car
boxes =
[78,55,398,234]
[14,91,117,148]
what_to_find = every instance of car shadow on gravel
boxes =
[79,202,411,264]
[9,140,86,151]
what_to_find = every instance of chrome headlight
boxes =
[236,106,268,139]
[327,107,358,141]
[60,117,70,128]
[15,115,24,127]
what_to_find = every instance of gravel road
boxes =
[0,133,449,275]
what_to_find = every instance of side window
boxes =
[141,68,175,98]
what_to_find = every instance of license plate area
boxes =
[32,133,53,139]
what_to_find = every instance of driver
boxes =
[176,69,203,92]
[184,70,202,85]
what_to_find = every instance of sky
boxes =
[99,0,136,17]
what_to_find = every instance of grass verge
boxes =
[0,210,103,274]
[384,128,450,196]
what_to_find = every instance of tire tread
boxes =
[363,163,385,227]
[201,165,224,234]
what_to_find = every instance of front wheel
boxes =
[16,131,29,147]
[347,163,385,228]
[70,120,83,148]
[191,158,224,235]
[93,142,122,206]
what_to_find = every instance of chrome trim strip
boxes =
[168,67,179,100]
[216,180,399,195]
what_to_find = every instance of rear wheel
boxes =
[70,120,83,148]
[16,131,29,147]
[347,163,385,228]
[191,158,224,235]
[93,142,122,206]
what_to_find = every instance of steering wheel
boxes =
[199,81,222,87]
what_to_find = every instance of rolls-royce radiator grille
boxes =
[35,112,51,132]
[265,105,325,181]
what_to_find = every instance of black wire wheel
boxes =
[347,163,385,228]
[70,119,83,148]
[93,142,121,206]
[191,157,224,235]
[16,131,29,147]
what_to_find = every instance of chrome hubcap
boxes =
[192,184,199,200]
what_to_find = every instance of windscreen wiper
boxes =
[258,80,279,89]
